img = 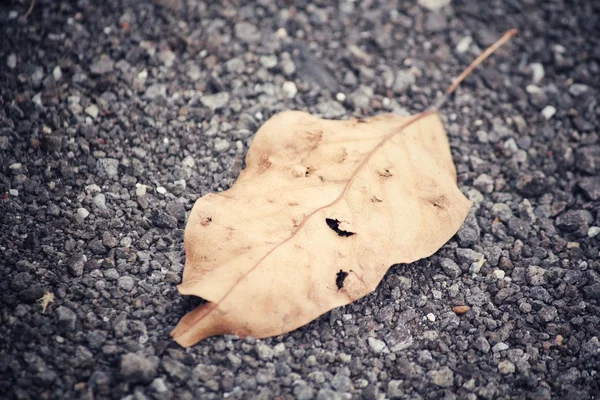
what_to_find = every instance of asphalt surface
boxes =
[1,0,599,399]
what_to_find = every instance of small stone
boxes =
[555,210,593,232]
[457,212,480,246]
[260,55,278,69]
[541,105,556,120]
[492,342,509,352]
[201,92,229,111]
[256,343,274,361]
[387,380,403,399]
[588,227,600,238]
[516,171,548,197]
[473,174,494,193]
[102,232,118,248]
[456,248,485,264]
[336,92,346,102]
[384,325,413,352]
[150,378,168,393]
[428,367,453,388]
[9,189,18,196]
[493,270,506,279]
[117,276,134,292]
[568,83,589,97]
[156,186,167,195]
[418,0,451,12]
[507,217,530,239]
[426,313,436,322]
[537,306,557,323]
[120,353,157,383]
[96,158,119,179]
[151,210,178,229]
[498,360,515,374]
[77,208,90,219]
[90,55,115,75]
[7,54,16,69]
[393,70,416,93]
[282,81,298,98]
[331,373,352,392]
[439,258,461,278]
[293,380,314,400]
[530,63,544,84]
[52,66,62,81]
[575,146,600,174]
[93,193,107,209]
[182,156,195,168]
[577,177,600,200]
[56,306,77,331]
[213,138,230,153]
[68,254,86,277]
[367,337,386,354]
[452,305,470,315]
[456,36,472,54]
[474,336,490,353]
[526,265,548,286]
[136,184,147,197]
[234,22,261,43]
[145,84,167,100]
[579,337,600,360]
[85,105,99,119]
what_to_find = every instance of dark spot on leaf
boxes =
[325,218,355,237]
[378,169,392,177]
[430,195,448,210]
[336,270,349,290]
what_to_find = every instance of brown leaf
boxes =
[171,111,471,347]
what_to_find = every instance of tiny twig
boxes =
[430,29,518,111]
[23,0,35,19]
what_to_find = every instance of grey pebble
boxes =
[119,353,158,383]
[118,276,135,292]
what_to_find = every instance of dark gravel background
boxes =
[1,0,600,399]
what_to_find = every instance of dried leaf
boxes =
[38,291,54,313]
[172,29,517,347]
[171,111,471,347]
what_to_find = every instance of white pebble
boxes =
[135,184,147,197]
[77,208,90,219]
[426,313,436,322]
[336,92,346,102]
[9,163,21,170]
[367,337,386,354]
[182,155,195,168]
[418,0,450,11]
[53,66,63,81]
[456,36,472,54]
[9,189,18,196]
[156,186,167,195]
[530,63,544,84]
[85,105,99,119]
[7,54,16,69]
[541,105,556,120]
[282,81,298,98]
[588,227,600,238]
[493,270,506,279]
[93,193,107,209]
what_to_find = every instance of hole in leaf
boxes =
[336,270,349,290]
[325,218,355,237]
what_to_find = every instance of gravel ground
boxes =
[1,0,600,399]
